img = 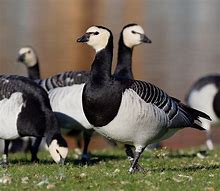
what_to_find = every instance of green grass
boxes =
[0,147,220,191]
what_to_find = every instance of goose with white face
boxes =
[48,139,68,164]
[123,24,151,48]
[17,46,37,67]
[77,26,110,52]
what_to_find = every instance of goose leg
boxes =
[81,129,94,164]
[1,140,10,167]
[125,144,134,161]
[125,145,145,172]
[129,146,145,173]
[204,122,213,150]
[30,137,42,162]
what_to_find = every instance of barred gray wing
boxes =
[38,71,89,91]
[130,80,178,121]
[129,80,210,129]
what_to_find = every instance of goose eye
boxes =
[27,50,31,54]
[94,31,99,35]
[56,149,62,158]
[131,30,136,34]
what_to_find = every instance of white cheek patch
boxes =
[25,53,37,67]
[19,47,37,67]
[58,146,68,159]
[123,25,145,48]
[19,47,30,55]
[48,140,60,163]
[48,140,68,163]
[88,33,110,52]
[86,26,110,52]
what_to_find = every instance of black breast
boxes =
[17,96,47,137]
[82,80,128,127]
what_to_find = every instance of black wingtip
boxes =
[180,103,212,121]
[195,109,212,121]
[192,123,206,131]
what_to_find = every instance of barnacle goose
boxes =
[77,25,211,173]
[17,46,93,163]
[13,46,43,162]
[113,23,154,161]
[18,24,151,163]
[17,46,86,162]
[0,75,68,165]
[186,75,220,150]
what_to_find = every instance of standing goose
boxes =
[77,26,211,173]
[0,75,68,165]
[186,75,220,150]
[113,23,154,162]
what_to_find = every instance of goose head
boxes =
[17,46,38,67]
[48,134,68,165]
[77,26,112,52]
[122,24,151,48]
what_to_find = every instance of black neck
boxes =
[90,35,113,83]
[114,34,133,79]
[89,36,113,84]
[27,61,40,80]
[83,33,125,127]
[90,50,112,83]
[45,111,61,145]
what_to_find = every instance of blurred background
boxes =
[0,0,220,150]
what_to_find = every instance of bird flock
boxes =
[0,23,219,173]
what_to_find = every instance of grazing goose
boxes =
[77,25,211,173]
[17,46,93,163]
[0,75,68,165]
[17,46,84,162]
[12,46,43,162]
[186,75,220,150]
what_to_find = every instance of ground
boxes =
[0,147,220,191]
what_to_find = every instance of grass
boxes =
[0,147,220,191]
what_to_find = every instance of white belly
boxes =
[93,89,170,147]
[0,92,23,139]
[48,84,92,129]
[188,84,219,124]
